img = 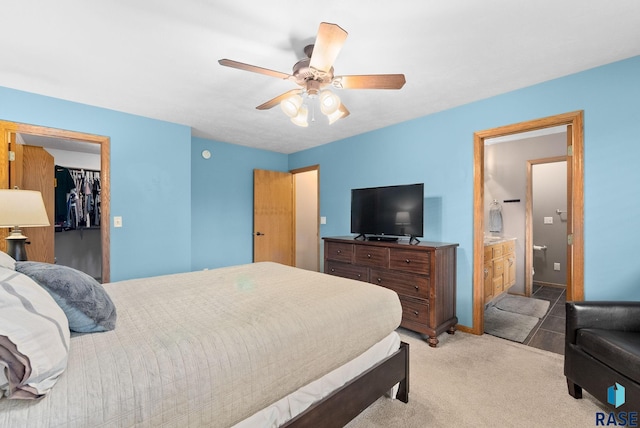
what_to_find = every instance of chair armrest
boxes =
[566,301,640,344]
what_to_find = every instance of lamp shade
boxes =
[290,104,309,127]
[280,94,303,118]
[319,90,341,116]
[0,189,50,228]
[395,211,411,225]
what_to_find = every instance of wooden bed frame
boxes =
[283,341,409,427]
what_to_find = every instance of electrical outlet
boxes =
[113,216,123,228]
[554,263,561,271]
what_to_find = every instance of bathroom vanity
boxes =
[484,237,516,304]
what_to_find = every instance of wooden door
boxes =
[253,169,294,266]
[11,145,55,262]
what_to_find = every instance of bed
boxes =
[0,259,408,427]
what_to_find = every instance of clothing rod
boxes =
[59,166,101,173]
[556,209,566,214]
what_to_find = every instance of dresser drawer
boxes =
[354,245,389,267]
[399,295,429,325]
[325,241,354,263]
[389,249,430,274]
[325,261,367,282]
[370,268,429,299]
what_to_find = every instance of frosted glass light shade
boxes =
[280,95,303,118]
[319,90,340,115]
[326,108,345,125]
[0,189,50,228]
[290,105,309,127]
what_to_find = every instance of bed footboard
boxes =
[283,341,409,427]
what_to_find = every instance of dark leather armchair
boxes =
[565,301,640,411]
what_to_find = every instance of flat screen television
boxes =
[350,183,424,243]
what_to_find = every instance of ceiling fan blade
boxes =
[218,59,291,80]
[339,104,350,118]
[256,89,302,110]
[309,22,348,73]
[333,74,406,90]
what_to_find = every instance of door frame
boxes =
[0,120,111,283]
[470,111,583,335]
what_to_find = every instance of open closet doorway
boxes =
[253,165,320,271]
[471,111,584,336]
[292,165,320,272]
[0,121,111,283]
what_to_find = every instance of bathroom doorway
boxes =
[471,111,584,336]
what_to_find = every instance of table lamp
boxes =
[0,188,50,261]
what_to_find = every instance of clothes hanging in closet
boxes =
[54,166,101,229]
[55,166,75,224]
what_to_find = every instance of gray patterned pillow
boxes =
[15,262,117,333]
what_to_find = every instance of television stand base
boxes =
[367,236,399,242]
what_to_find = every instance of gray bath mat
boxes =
[484,306,540,343]
[495,294,550,319]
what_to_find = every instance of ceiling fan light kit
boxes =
[280,94,303,118]
[290,105,309,128]
[219,22,406,127]
[319,90,340,115]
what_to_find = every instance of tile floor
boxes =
[522,284,566,355]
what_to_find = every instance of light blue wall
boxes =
[0,87,192,281]
[290,55,640,327]
[190,137,288,270]
[3,55,639,327]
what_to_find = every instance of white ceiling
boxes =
[2,1,640,154]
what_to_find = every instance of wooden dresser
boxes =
[323,236,458,347]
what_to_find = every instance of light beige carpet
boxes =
[346,329,607,428]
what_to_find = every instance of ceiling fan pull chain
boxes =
[310,99,316,122]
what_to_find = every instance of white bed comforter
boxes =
[0,262,401,427]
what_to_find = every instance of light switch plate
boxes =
[320,216,327,225]
[544,217,553,224]
[114,216,123,228]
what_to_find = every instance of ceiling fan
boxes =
[218,22,406,127]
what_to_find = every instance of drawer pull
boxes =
[336,249,342,254]
[405,259,411,264]
[331,268,335,272]
[357,274,361,278]
[377,277,382,283]
[414,285,419,291]
[413,310,419,316]
[367,254,372,258]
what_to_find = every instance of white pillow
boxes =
[0,251,15,270]
[0,266,70,399]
